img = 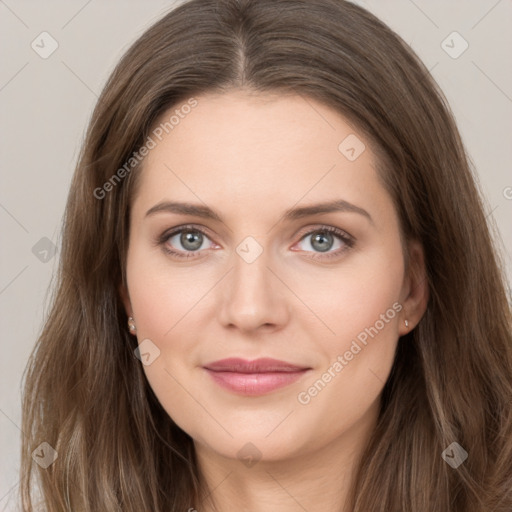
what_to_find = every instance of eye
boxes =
[292,226,354,260]
[158,225,216,259]
[157,224,355,261]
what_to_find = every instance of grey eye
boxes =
[179,230,204,251]
[309,232,334,252]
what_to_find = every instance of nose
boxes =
[216,245,291,334]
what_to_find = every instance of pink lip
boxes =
[203,358,311,396]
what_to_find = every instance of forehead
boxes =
[132,90,388,221]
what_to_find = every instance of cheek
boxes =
[125,248,216,425]
[292,242,404,413]
[291,240,405,353]
[126,246,208,340]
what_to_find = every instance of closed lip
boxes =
[203,358,311,396]
[203,357,310,373]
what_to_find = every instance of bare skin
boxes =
[121,89,428,511]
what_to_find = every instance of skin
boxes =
[120,89,428,512]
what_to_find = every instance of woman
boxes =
[20,0,512,510]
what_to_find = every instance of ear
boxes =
[399,239,429,335]
[119,282,133,318]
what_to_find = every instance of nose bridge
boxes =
[217,236,289,331]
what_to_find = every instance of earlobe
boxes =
[119,282,138,336]
[399,240,429,335]
[127,316,137,334]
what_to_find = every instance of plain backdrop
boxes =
[1,0,511,509]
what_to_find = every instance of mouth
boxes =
[203,358,311,396]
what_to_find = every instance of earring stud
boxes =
[128,316,137,332]
[404,319,409,328]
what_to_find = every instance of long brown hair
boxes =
[20,0,512,510]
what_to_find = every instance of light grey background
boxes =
[1,1,511,509]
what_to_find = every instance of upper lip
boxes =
[203,358,310,373]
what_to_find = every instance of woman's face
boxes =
[122,90,423,463]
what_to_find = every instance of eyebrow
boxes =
[145,199,373,225]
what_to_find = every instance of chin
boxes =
[187,417,319,464]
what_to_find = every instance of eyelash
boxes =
[156,224,355,261]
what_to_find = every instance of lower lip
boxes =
[204,369,309,396]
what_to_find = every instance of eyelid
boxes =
[294,224,353,242]
[157,223,216,244]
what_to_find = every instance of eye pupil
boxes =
[311,232,333,252]
[181,230,203,251]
